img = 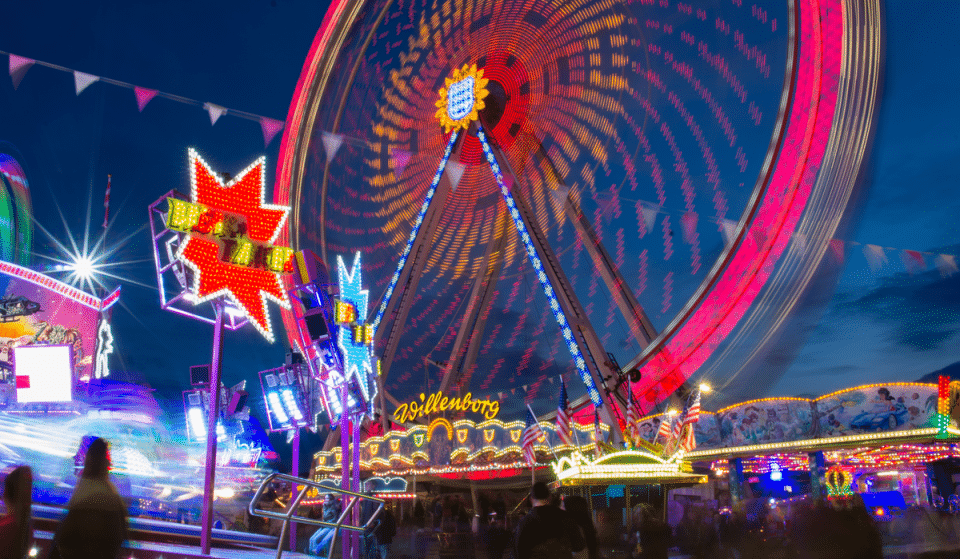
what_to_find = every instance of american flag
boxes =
[625,398,641,443]
[555,377,573,446]
[679,421,697,452]
[521,408,539,464]
[593,410,604,456]
[683,390,701,427]
[656,414,673,443]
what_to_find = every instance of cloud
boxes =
[838,264,960,352]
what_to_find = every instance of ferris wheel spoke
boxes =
[477,124,624,443]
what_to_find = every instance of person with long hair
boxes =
[561,495,598,559]
[50,437,128,559]
[0,466,33,559]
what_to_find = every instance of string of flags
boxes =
[4,51,286,147]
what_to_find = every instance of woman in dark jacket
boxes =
[309,493,342,555]
[562,495,599,559]
[51,438,128,559]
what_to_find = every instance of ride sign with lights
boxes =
[167,149,292,342]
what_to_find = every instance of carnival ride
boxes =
[275,0,883,437]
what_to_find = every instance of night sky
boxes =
[0,0,958,466]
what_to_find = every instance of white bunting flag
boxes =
[204,103,226,125]
[936,254,958,277]
[321,131,344,163]
[640,204,659,235]
[74,71,99,95]
[447,160,466,191]
[863,244,888,273]
[720,218,738,247]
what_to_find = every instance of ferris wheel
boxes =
[274,0,882,435]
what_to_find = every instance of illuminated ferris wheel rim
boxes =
[274,0,881,414]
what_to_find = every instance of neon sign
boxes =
[393,390,501,423]
[169,149,292,341]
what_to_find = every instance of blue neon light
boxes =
[372,130,461,332]
[476,124,603,408]
[336,252,377,407]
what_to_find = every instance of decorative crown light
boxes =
[435,64,490,133]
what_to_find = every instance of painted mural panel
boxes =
[814,384,937,437]
[715,399,814,447]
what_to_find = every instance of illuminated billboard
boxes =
[0,262,118,384]
[14,344,73,403]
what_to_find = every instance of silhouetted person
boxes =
[629,503,671,559]
[562,495,598,559]
[514,482,585,559]
[486,514,511,559]
[788,498,881,559]
[309,493,342,555]
[50,438,127,559]
[0,466,32,559]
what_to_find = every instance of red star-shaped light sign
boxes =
[176,148,291,341]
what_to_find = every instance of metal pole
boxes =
[200,302,224,555]
[351,417,362,559]
[340,383,351,559]
[290,427,301,552]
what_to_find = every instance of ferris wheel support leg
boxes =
[476,125,623,444]
[371,130,462,394]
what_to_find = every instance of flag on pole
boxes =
[683,391,701,427]
[679,421,697,452]
[521,408,539,465]
[102,175,111,229]
[593,410,604,456]
[555,376,573,446]
[656,414,673,443]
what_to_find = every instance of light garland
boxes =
[552,450,706,486]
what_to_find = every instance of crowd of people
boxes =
[1,437,127,559]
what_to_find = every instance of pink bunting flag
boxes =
[8,54,34,90]
[260,117,284,147]
[829,239,845,264]
[73,71,99,95]
[134,87,158,112]
[390,148,411,177]
[901,250,926,274]
[204,102,226,125]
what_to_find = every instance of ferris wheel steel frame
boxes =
[274,0,882,430]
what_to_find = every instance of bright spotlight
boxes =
[666,408,678,416]
[72,256,95,279]
[699,383,712,393]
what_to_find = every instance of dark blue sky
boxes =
[0,0,957,445]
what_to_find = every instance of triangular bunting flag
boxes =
[204,103,226,125]
[640,204,659,235]
[321,131,344,163]
[390,148,412,177]
[74,71,99,95]
[901,250,926,274]
[501,173,513,191]
[447,160,466,191]
[9,54,34,90]
[260,117,284,147]
[792,231,808,253]
[720,219,738,247]
[134,87,158,112]
[829,239,845,264]
[863,244,887,273]
[936,254,958,277]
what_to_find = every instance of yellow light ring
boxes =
[427,417,454,441]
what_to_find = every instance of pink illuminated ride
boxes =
[274,0,882,441]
